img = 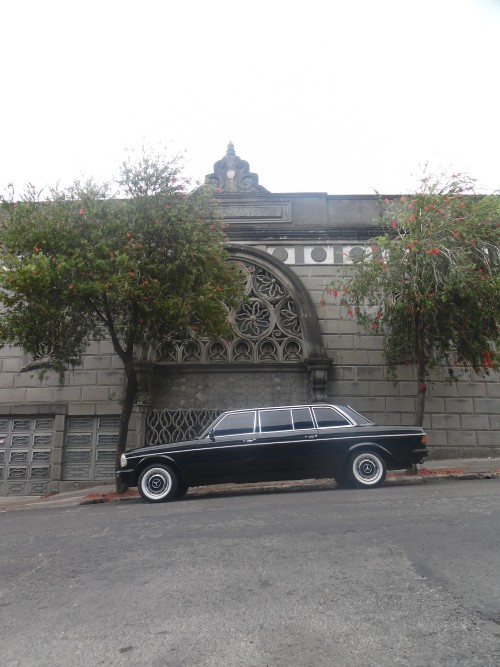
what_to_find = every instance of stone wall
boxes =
[150,367,310,411]
[0,340,124,409]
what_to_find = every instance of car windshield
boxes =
[335,405,374,425]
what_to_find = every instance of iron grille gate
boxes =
[146,409,222,446]
[0,417,54,496]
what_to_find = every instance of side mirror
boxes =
[208,428,215,442]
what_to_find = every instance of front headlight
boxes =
[120,453,128,468]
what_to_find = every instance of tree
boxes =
[325,172,500,426]
[0,150,245,490]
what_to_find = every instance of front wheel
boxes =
[347,450,387,489]
[138,464,179,503]
[333,469,350,488]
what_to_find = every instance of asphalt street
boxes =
[1,479,499,667]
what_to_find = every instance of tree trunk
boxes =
[415,341,426,427]
[413,313,427,427]
[409,325,427,474]
[115,358,138,493]
[415,386,426,428]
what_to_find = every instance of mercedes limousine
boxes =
[117,404,428,503]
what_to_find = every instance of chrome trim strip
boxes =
[126,432,425,460]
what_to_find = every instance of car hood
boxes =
[125,439,202,458]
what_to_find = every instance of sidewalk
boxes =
[1,457,499,512]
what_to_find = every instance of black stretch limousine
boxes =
[117,403,428,503]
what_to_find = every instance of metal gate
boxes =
[0,416,54,496]
[62,416,120,481]
[146,408,222,446]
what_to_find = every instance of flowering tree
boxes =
[0,150,245,489]
[326,173,500,426]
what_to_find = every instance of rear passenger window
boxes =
[259,410,293,433]
[313,407,350,428]
[292,408,314,430]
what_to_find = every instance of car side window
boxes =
[313,407,350,428]
[292,408,314,430]
[259,409,293,433]
[214,412,256,436]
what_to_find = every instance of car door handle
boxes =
[305,435,318,439]
[243,438,256,443]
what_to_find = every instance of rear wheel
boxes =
[347,450,387,488]
[138,464,179,503]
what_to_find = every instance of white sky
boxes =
[1,0,499,195]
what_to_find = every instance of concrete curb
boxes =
[1,463,498,511]
[78,469,500,505]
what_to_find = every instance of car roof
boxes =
[220,404,341,414]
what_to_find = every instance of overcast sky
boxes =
[1,0,499,196]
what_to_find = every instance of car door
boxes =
[312,405,355,473]
[256,407,319,481]
[193,410,259,484]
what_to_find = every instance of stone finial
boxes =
[205,143,269,194]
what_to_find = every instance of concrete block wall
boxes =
[292,263,500,460]
[0,342,154,493]
[0,341,125,418]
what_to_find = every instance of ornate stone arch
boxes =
[147,246,329,397]
[226,246,330,399]
[141,246,331,444]
[227,245,327,366]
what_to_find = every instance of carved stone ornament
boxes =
[205,142,269,194]
[154,261,304,364]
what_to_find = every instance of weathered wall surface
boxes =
[151,368,309,410]
[0,340,124,410]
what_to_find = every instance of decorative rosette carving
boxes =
[233,299,274,339]
[253,267,288,303]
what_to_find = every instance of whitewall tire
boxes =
[138,464,179,503]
